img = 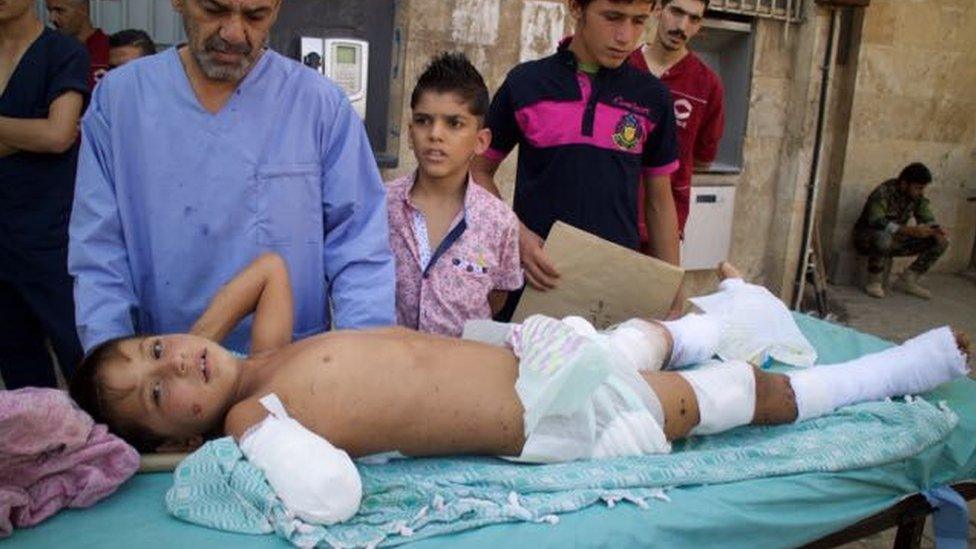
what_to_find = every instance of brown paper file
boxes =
[512,221,684,328]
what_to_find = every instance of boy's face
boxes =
[655,0,706,52]
[409,91,491,183]
[109,45,147,69]
[101,334,241,446]
[571,0,652,68]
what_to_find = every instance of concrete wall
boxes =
[382,0,574,207]
[825,0,976,283]
[383,0,842,305]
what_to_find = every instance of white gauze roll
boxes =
[239,394,362,525]
[678,361,756,436]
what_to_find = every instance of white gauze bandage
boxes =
[239,393,362,525]
[604,319,671,372]
[787,326,969,422]
[678,361,756,436]
[660,314,722,368]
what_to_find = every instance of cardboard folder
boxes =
[512,221,685,328]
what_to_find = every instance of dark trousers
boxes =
[0,274,83,389]
[853,230,948,275]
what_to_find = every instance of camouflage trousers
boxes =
[853,230,948,274]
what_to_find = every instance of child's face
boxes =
[100,334,241,446]
[409,91,491,183]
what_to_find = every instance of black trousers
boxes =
[0,272,83,389]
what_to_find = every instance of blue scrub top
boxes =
[69,48,395,352]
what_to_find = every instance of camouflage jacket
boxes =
[854,179,935,233]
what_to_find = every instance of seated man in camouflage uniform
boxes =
[853,162,948,299]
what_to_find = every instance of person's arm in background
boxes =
[470,155,504,199]
[0,91,83,153]
[69,81,140,353]
[644,173,681,265]
[0,38,88,156]
[471,76,559,291]
[642,86,683,317]
[488,207,525,315]
[320,94,395,329]
[472,155,559,292]
[912,194,947,241]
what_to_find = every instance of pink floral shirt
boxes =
[387,173,523,337]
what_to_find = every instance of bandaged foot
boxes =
[787,327,971,422]
[688,274,817,368]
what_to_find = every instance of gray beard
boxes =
[193,48,256,82]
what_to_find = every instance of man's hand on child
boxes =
[519,223,560,291]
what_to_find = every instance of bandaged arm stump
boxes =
[231,394,363,525]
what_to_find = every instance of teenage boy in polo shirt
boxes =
[472,0,681,319]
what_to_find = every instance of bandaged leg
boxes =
[787,327,970,422]
[558,316,673,373]
[239,394,362,525]
[678,361,756,435]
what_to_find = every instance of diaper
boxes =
[505,315,671,463]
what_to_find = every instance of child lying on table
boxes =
[70,253,972,525]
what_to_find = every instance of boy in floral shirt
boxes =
[387,53,522,336]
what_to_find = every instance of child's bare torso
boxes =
[233,327,526,458]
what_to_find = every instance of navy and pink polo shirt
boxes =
[484,42,679,250]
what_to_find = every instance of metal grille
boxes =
[708,0,805,23]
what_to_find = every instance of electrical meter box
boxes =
[271,1,403,167]
[680,185,737,270]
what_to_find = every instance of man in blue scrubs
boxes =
[69,0,395,353]
[0,0,88,387]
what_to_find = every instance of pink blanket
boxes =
[0,387,139,536]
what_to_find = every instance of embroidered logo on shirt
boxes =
[451,257,489,275]
[674,98,694,129]
[612,113,644,150]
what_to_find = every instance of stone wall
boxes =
[382,0,574,204]
[824,0,976,283]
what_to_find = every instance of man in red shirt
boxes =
[45,0,109,88]
[629,0,724,249]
